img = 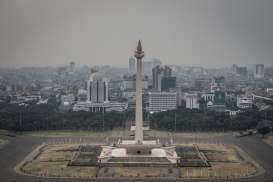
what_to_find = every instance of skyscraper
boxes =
[152,65,172,91]
[254,64,264,79]
[87,71,109,112]
[161,76,176,92]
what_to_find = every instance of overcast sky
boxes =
[0,0,273,68]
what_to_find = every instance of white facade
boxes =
[237,95,253,109]
[73,101,110,112]
[73,102,91,112]
[107,102,128,112]
[185,93,199,109]
[201,93,214,102]
[147,92,177,113]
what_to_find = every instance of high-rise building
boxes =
[254,64,264,79]
[161,76,176,92]
[147,92,177,113]
[232,64,247,77]
[129,57,136,74]
[87,71,109,112]
[87,72,108,103]
[152,65,172,91]
[237,67,247,77]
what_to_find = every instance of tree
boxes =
[257,120,273,137]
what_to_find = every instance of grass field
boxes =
[0,139,7,145]
[20,143,256,179]
[106,167,176,178]
[0,129,13,147]
[21,144,98,178]
[178,144,256,178]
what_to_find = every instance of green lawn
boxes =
[0,138,8,147]
[0,129,13,146]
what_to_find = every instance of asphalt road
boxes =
[0,133,273,182]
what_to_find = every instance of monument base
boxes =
[98,140,179,167]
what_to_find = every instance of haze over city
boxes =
[2,1,273,182]
[0,0,273,68]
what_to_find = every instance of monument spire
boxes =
[137,40,143,52]
[134,40,144,144]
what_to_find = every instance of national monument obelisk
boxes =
[134,40,144,144]
[98,41,178,166]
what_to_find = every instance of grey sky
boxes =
[0,0,272,68]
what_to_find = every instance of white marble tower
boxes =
[134,40,144,144]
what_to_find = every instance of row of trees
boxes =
[0,101,266,132]
[0,102,133,131]
[149,108,261,131]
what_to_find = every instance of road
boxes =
[0,133,272,182]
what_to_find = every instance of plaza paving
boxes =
[0,132,273,182]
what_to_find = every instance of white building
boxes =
[201,93,214,102]
[225,109,241,116]
[73,102,91,112]
[237,95,253,109]
[73,101,110,112]
[147,92,177,113]
[185,93,199,109]
[107,102,128,112]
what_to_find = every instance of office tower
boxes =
[152,65,172,91]
[161,76,176,92]
[254,64,264,79]
[87,72,108,103]
[147,92,177,113]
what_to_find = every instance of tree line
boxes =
[0,100,268,132]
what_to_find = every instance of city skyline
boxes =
[0,0,273,68]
